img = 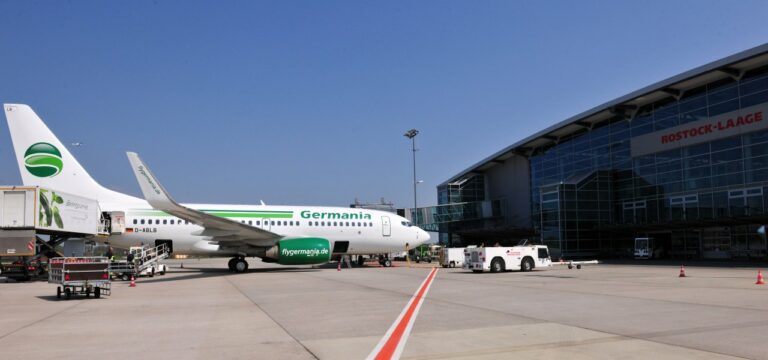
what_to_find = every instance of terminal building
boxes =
[427,44,768,260]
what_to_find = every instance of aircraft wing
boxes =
[126,152,281,247]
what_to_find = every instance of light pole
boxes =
[403,129,419,221]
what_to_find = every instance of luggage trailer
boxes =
[49,257,111,299]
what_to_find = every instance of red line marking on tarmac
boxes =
[366,267,439,360]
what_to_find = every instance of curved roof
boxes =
[441,43,768,187]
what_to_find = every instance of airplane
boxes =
[4,103,430,272]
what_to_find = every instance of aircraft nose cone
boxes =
[418,228,431,245]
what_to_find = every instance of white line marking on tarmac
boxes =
[366,267,439,360]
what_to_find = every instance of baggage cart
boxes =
[48,257,111,299]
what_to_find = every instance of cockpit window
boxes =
[401,221,412,227]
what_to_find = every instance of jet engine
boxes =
[263,237,331,265]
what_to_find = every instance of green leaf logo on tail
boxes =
[24,142,63,177]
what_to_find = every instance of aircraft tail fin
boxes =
[4,104,140,208]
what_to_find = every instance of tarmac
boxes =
[1,258,768,359]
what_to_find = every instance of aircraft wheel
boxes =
[450,261,456,268]
[64,287,71,300]
[94,287,101,299]
[228,258,237,271]
[382,259,392,268]
[234,259,249,273]
[357,256,365,267]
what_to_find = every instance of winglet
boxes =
[126,152,179,210]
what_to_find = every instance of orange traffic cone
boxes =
[756,270,765,285]
[679,265,686,278]
[130,275,136,287]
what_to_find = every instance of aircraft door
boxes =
[261,218,272,231]
[382,216,391,237]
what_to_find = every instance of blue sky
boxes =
[1,1,767,207]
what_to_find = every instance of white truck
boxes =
[439,247,466,268]
[464,241,552,273]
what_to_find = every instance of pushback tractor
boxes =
[464,240,552,273]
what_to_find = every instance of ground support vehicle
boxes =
[411,244,441,263]
[1,186,103,281]
[439,247,466,268]
[49,257,111,299]
[110,244,169,280]
[464,244,552,273]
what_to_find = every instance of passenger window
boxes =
[308,221,312,226]
[133,219,137,225]
[248,220,252,225]
[163,220,167,225]
[271,221,275,226]
[296,221,300,226]
[369,222,373,227]
[170,220,175,225]
[290,221,294,226]
[333,222,337,226]
[185,220,189,225]
[256,220,261,226]
[315,221,319,226]
[155,220,160,225]
[140,219,145,225]
[357,222,361,226]
[321,221,325,226]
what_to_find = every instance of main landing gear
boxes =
[377,255,392,268]
[228,257,249,273]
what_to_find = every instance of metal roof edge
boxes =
[439,42,768,187]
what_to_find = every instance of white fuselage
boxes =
[107,200,429,256]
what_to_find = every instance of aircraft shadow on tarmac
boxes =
[35,295,107,302]
[135,266,321,284]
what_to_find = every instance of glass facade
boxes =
[529,66,768,259]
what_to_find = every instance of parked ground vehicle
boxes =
[464,241,551,273]
[439,247,465,268]
[49,257,111,299]
[110,244,169,280]
[411,244,441,263]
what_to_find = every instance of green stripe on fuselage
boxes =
[129,209,294,219]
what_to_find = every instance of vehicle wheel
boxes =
[450,261,456,268]
[427,258,432,263]
[64,288,71,300]
[382,259,392,268]
[57,286,61,299]
[94,287,101,299]
[576,264,582,270]
[234,259,249,273]
[490,258,505,273]
[472,270,483,273]
[149,268,155,277]
[415,258,420,263]
[228,258,237,271]
[357,256,365,266]
[568,264,573,270]
[121,273,130,281]
[521,258,534,272]
[85,287,91,298]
